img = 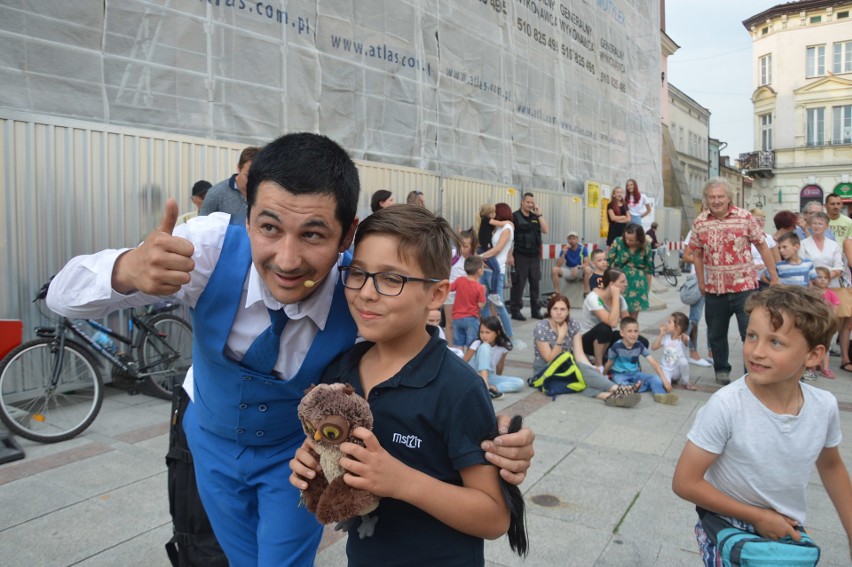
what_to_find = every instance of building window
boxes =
[759,54,772,85]
[807,107,826,146]
[760,113,773,150]
[806,45,826,77]
[761,26,769,35]
[810,15,822,24]
[834,41,852,74]
[834,105,852,144]
[838,11,849,19]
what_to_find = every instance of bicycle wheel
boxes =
[138,314,193,400]
[665,269,679,287]
[0,339,103,443]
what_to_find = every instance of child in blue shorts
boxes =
[604,317,679,405]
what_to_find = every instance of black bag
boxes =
[165,387,228,567]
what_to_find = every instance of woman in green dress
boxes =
[606,223,654,319]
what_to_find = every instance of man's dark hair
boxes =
[523,192,534,199]
[191,180,212,198]
[246,133,360,237]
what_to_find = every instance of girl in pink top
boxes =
[813,266,839,378]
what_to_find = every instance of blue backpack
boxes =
[700,509,820,567]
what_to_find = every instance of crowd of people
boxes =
[45,137,852,565]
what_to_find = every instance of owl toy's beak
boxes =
[314,430,322,441]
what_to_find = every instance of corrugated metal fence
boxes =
[2,110,680,339]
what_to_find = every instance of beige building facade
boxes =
[668,84,710,214]
[741,0,852,217]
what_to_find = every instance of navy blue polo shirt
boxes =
[321,327,497,566]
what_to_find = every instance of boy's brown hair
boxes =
[777,231,800,246]
[745,285,839,350]
[619,316,638,330]
[464,255,484,275]
[354,204,459,279]
[590,248,606,262]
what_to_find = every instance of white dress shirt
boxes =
[46,213,346,398]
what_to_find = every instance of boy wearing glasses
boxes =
[290,205,511,565]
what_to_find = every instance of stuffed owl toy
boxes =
[297,383,380,532]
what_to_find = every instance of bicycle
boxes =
[653,243,680,287]
[0,281,192,443]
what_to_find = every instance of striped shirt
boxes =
[762,259,816,287]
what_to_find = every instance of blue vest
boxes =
[190,226,357,447]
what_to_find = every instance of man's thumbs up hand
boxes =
[112,199,196,295]
[157,198,180,235]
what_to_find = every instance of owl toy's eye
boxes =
[321,425,341,440]
[317,415,350,445]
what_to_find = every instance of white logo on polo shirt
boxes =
[392,432,422,449]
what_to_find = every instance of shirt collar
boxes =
[245,255,343,330]
[343,326,445,391]
[704,203,738,220]
[228,173,239,192]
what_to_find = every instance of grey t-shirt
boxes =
[687,378,841,525]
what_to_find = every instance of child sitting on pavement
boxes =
[652,311,697,391]
[465,316,525,399]
[450,256,486,351]
[672,285,852,566]
[289,204,520,564]
[605,317,679,405]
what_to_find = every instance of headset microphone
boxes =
[303,269,332,288]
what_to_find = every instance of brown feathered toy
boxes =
[297,383,380,537]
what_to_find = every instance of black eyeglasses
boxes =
[338,266,439,296]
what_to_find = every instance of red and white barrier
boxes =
[541,243,599,259]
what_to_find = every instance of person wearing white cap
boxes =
[551,231,589,294]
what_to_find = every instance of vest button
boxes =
[256,431,265,437]
[258,404,267,412]
[236,428,245,435]
[239,403,248,409]
[243,376,252,381]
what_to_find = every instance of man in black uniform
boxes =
[510,192,549,320]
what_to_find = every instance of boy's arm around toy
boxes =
[815,446,852,560]
[340,427,510,540]
[672,441,802,541]
[291,418,536,489]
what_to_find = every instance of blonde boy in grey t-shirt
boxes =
[672,286,852,566]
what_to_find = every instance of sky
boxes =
[665,0,778,161]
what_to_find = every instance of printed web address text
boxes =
[329,35,432,76]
